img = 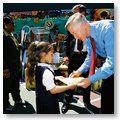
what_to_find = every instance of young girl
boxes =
[27,41,76,114]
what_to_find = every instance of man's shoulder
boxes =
[97,20,114,25]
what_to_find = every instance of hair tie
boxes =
[34,41,39,50]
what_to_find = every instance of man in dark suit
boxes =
[62,4,92,114]
[3,15,24,112]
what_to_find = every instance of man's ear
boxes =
[81,21,86,28]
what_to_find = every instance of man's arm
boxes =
[89,27,114,83]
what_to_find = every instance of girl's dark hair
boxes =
[27,41,53,82]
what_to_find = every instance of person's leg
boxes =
[82,85,91,104]
[61,90,74,113]
[63,90,75,103]
[82,71,101,113]
[11,76,22,104]
[3,78,11,108]
[81,72,91,105]
[3,88,11,110]
[101,74,114,114]
[3,78,15,112]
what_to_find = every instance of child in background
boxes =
[27,41,76,114]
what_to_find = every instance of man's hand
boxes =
[76,78,91,88]
[18,43,23,49]
[69,70,81,78]
[3,69,10,78]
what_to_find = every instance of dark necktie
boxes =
[89,37,96,76]
[77,39,83,51]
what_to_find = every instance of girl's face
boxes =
[42,50,53,64]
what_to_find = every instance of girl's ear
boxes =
[41,52,46,57]
[39,52,46,58]
[39,52,46,61]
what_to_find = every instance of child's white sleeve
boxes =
[42,69,56,91]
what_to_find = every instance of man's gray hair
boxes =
[65,12,88,30]
[72,4,86,13]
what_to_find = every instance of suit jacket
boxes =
[64,31,83,58]
[3,30,20,78]
[64,31,75,58]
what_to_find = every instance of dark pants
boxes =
[101,74,114,114]
[63,52,91,104]
[3,75,21,109]
[63,85,91,104]
[3,78,12,108]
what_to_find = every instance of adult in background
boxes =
[65,12,114,114]
[100,10,110,20]
[62,4,92,114]
[3,15,24,112]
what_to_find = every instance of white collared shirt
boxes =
[74,39,87,52]
[74,39,79,52]
[37,63,56,91]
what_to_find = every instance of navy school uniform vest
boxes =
[35,65,60,114]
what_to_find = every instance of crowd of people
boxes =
[3,4,114,114]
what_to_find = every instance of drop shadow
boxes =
[69,104,91,114]
[3,101,36,114]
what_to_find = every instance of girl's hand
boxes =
[68,83,77,90]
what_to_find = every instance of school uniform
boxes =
[35,63,60,114]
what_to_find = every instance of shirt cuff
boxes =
[46,84,56,91]
[78,67,84,74]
